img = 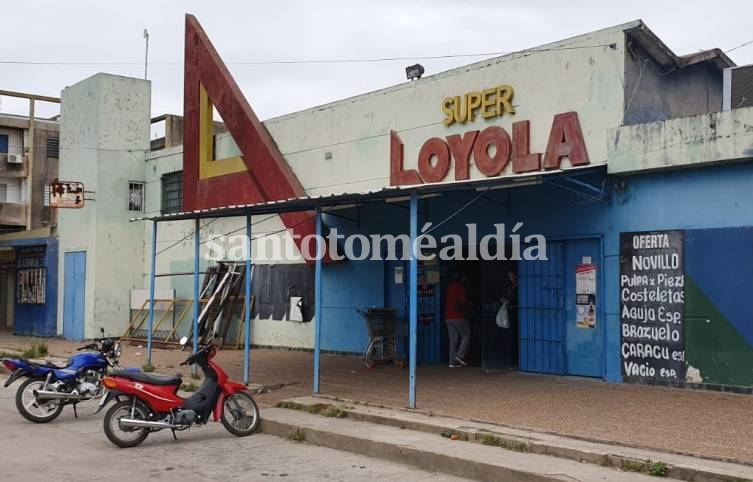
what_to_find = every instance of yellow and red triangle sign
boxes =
[183,14,321,260]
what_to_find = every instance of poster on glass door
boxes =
[575,263,597,328]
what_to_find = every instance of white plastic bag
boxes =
[496,298,509,329]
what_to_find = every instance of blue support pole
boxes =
[244,214,252,384]
[409,191,418,409]
[147,221,158,364]
[313,206,323,394]
[192,218,200,373]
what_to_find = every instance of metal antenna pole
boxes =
[143,29,149,80]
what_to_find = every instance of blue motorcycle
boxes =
[2,329,133,423]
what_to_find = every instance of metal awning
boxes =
[131,165,602,222]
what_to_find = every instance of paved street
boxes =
[3,334,753,464]
[0,378,469,482]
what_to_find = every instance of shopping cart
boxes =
[357,307,405,368]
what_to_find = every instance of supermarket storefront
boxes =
[138,16,753,409]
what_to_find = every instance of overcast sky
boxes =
[2,0,752,129]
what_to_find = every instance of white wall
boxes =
[198,24,626,198]
[143,147,314,348]
[262,24,627,196]
[57,73,151,339]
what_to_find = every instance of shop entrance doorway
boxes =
[441,250,519,372]
[383,238,603,378]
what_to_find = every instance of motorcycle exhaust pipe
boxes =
[33,390,91,401]
[118,418,178,430]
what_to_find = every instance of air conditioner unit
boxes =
[6,154,24,164]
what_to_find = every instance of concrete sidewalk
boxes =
[272,396,753,482]
[3,333,753,464]
[262,405,676,482]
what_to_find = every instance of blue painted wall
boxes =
[0,237,59,337]
[320,162,753,382]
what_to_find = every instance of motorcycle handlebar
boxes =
[75,338,116,352]
[180,343,216,366]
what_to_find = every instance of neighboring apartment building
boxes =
[0,93,61,335]
[0,111,59,231]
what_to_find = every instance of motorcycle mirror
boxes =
[100,327,105,335]
[179,336,189,346]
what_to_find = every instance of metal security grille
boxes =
[46,136,60,158]
[731,65,753,109]
[518,241,566,375]
[17,267,46,304]
[161,170,183,214]
[0,184,6,203]
[128,182,145,211]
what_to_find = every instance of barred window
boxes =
[18,268,46,304]
[161,170,183,215]
[128,182,145,211]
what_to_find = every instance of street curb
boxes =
[313,392,752,467]
[276,397,753,482]
[261,414,585,482]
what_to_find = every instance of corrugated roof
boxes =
[131,165,600,222]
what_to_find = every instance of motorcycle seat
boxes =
[110,370,182,386]
[25,359,66,369]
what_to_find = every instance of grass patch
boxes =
[620,459,647,473]
[648,461,669,477]
[181,382,199,392]
[321,406,347,418]
[307,404,330,415]
[142,362,156,372]
[480,433,528,452]
[288,427,305,442]
[21,341,48,359]
[481,433,501,446]
[274,401,346,419]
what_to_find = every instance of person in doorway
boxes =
[445,272,472,368]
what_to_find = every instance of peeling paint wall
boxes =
[608,106,753,174]
[57,74,151,338]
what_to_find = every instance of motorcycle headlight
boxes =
[114,343,122,359]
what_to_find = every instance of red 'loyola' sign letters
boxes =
[389,85,590,186]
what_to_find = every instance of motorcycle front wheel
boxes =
[103,400,150,448]
[15,378,64,423]
[221,392,260,436]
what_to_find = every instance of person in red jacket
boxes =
[445,272,472,368]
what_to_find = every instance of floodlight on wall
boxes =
[406,64,425,81]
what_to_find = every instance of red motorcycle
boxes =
[98,338,259,448]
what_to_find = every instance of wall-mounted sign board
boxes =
[50,181,84,208]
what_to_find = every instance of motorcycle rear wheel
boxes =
[15,378,64,423]
[221,392,260,436]
[103,400,150,448]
